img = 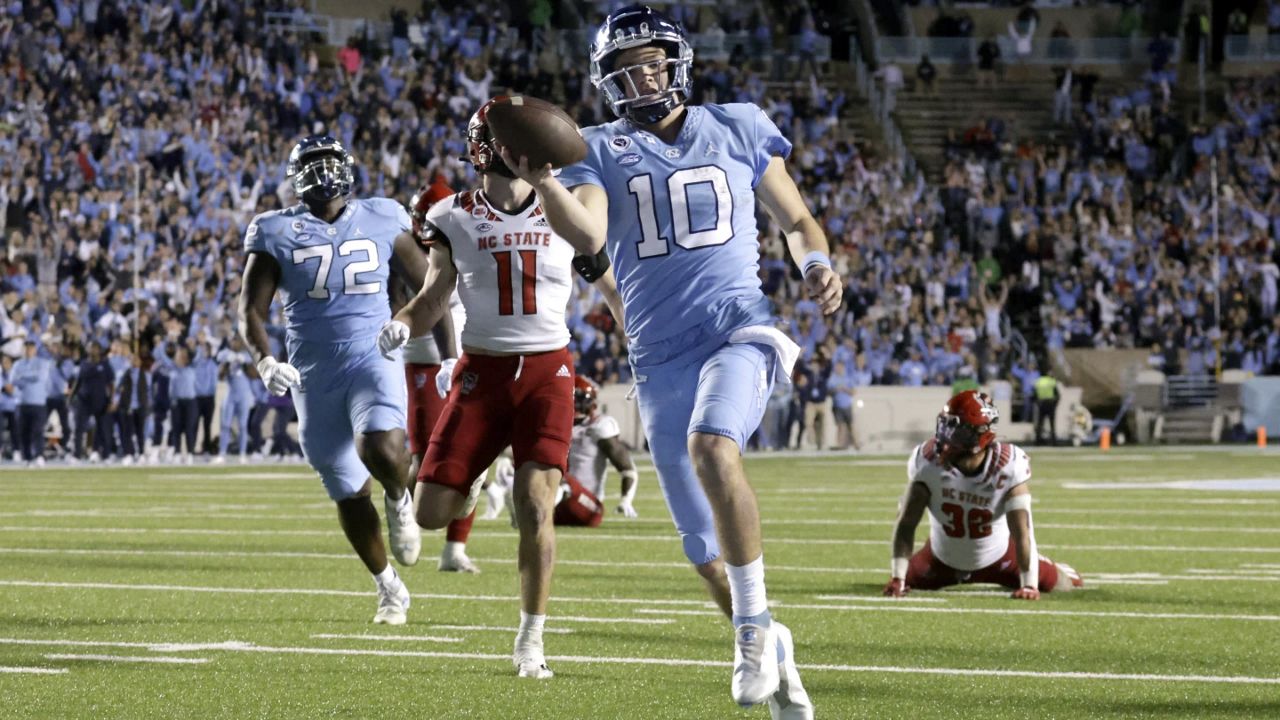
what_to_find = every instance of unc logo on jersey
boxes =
[663,148,682,159]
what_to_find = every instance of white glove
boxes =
[436,358,457,399]
[615,499,638,518]
[377,319,410,359]
[257,356,301,396]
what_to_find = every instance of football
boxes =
[485,95,588,170]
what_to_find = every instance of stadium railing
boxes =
[1224,34,1280,61]
[875,36,1181,65]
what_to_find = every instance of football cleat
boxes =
[481,481,506,520]
[513,632,554,679]
[385,491,422,566]
[438,547,481,574]
[373,579,410,625]
[1057,562,1085,590]
[732,623,780,707]
[767,623,813,720]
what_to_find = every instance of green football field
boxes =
[0,448,1277,719]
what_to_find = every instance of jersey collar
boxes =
[626,106,705,151]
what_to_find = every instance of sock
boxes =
[442,540,466,560]
[726,555,771,627]
[518,610,546,638]
[373,564,399,589]
[446,512,475,543]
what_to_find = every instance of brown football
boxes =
[485,95,588,170]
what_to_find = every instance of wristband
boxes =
[891,556,908,580]
[1020,567,1039,590]
[801,251,831,276]
[619,469,639,502]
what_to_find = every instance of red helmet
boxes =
[466,96,508,172]
[573,376,598,425]
[408,178,454,244]
[935,390,999,462]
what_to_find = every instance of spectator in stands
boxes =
[916,54,937,96]
[1052,66,1074,125]
[1033,370,1061,446]
[977,36,1000,88]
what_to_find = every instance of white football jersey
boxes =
[906,440,1031,571]
[568,413,621,498]
[426,189,574,353]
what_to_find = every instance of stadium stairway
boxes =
[891,73,1125,181]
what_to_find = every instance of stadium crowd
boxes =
[0,0,1275,460]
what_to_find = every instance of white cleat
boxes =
[513,633,554,679]
[767,623,813,720]
[210,455,226,465]
[238,454,249,465]
[438,548,481,574]
[385,491,422,566]
[732,623,780,707]
[34,457,45,468]
[372,579,411,625]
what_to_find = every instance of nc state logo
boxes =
[414,372,428,389]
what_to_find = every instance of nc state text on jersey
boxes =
[940,486,993,508]
[476,232,554,250]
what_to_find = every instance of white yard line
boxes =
[311,634,462,643]
[420,625,575,635]
[0,666,67,674]
[555,616,673,625]
[3,580,1276,622]
[16,637,1280,685]
[43,653,208,664]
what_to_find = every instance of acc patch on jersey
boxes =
[609,136,632,152]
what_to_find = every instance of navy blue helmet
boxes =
[286,135,354,204]
[589,5,693,125]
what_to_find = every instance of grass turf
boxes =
[0,448,1277,719]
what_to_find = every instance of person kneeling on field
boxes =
[885,390,1083,600]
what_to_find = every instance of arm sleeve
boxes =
[589,415,621,442]
[244,215,269,254]
[748,104,792,187]
[571,247,611,282]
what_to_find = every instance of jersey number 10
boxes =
[628,165,733,259]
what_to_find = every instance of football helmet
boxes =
[589,5,693,125]
[466,97,515,177]
[573,376,599,425]
[408,178,454,245]
[935,390,999,462]
[287,135,354,204]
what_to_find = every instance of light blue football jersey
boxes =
[244,198,409,344]
[557,103,792,352]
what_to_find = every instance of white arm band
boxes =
[891,556,909,580]
[619,469,638,503]
[1005,493,1038,588]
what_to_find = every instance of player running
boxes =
[885,390,1084,599]
[499,6,834,716]
[238,135,431,625]
[378,98,622,679]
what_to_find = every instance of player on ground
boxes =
[377,98,623,679]
[238,135,430,625]
[397,177,481,574]
[557,376,639,527]
[498,6,833,715]
[885,390,1084,599]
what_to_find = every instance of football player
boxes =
[378,97,623,679]
[498,6,830,715]
[556,376,639,527]
[396,178,483,574]
[238,135,433,626]
[885,390,1084,599]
